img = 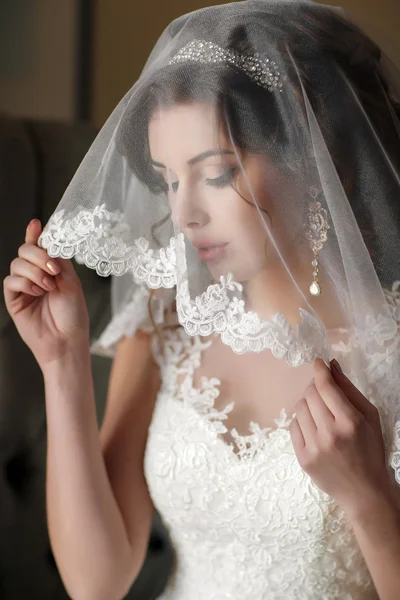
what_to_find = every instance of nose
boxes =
[170,188,210,231]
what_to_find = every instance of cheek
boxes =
[230,197,269,248]
[231,172,272,238]
[225,200,270,279]
[208,184,270,255]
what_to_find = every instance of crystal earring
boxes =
[304,185,330,296]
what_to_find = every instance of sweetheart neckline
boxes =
[169,376,297,463]
[157,329,351,463]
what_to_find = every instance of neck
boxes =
[244,249,347,330]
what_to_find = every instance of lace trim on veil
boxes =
[39,206,331,365]
[39,204,177,287]
[176,275,330,364]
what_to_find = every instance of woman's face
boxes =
[148,102,286,282]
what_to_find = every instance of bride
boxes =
[4,1,400,598]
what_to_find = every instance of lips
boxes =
[192,241,229,263]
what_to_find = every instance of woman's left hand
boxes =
[289,358,395,518]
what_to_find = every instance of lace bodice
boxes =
[143,327,380,600]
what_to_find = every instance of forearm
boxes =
[43,348,134,600]
[347,483,400,600]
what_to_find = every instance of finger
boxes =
[295,397,317,441]
[304,380,335,429]
[10,257,56,292]
[4,274,45,300]
[18,243,61,278]
[313,358,359,422]
[35,225,79,282]
[53,255,79,281]
[25,219,42,245]
[330,358,378,423]
[289,416,305,450]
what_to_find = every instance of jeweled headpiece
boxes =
[169,39,284,92]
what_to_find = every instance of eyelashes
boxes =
[159,167,238,194]
[206,167,237,188]
[158,180,178,194]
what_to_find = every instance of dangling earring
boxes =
[304,185,330,296]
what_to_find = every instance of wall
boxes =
[90,0,400,128]
[91,0,228,127]
[0,0,80,121]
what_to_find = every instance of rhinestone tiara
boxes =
[169,39,284,92]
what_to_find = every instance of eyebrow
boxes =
[151,149,235,169]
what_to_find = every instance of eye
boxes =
[152,168,179,194]
[206,167,237,188]
[171,181,179,193]
[160,179,179,194]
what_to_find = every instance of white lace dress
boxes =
[143,327,383,600]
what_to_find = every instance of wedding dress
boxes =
[143,325,386,600]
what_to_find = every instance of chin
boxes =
[211,257,270,287]
[206,260,248,284]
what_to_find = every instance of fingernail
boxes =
[42,276,56,290]
[331,358,343,374]
[29,219,40,227]
[32,285,44,295]
[46,261,60,274]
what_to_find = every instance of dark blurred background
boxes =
[0,1,398,599]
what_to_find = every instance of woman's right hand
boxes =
[3,219,90,370]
